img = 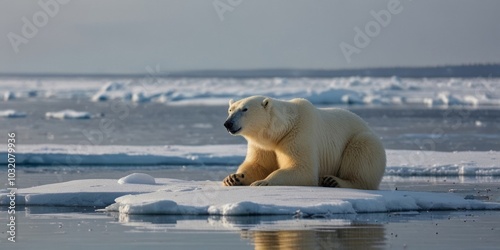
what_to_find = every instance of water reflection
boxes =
[241,226,385,250]
[110,213,449,249]
[10,207,463,249]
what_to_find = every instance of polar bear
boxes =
[222,96,386,190]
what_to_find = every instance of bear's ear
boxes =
[228,99,234,106]
[262,98,271,109]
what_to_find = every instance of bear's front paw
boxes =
[250,180,269,186]
[320,176,339,188]
[223,173,245,186]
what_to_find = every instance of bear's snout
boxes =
[224,119,241,134]
[224,120,233,129]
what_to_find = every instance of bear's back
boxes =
[289,98,371,139]
[318,107,370,132]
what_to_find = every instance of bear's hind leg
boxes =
[335,132,386,190]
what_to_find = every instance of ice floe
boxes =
[1,177,498,215]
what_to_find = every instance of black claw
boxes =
[224,174,234,186]
[224,173,244,186]
[321,177,339,187]
[329,179,338,187]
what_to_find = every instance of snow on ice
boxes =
[0,176,499,215]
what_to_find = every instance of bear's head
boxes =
[224,96,295,145]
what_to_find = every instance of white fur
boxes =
[224,96,386,190]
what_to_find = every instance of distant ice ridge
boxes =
[1,144,499,177]
[1,77,499,106]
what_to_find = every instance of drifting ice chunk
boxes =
[3,91,15,101]
[45,110,92,120]
[0,110,27,118]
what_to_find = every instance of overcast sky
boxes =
[1,0,499,74]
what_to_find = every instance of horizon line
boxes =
[1,63,500,78]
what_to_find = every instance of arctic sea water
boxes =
[1,77,500,249]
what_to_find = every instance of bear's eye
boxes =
[242,108,248,112]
